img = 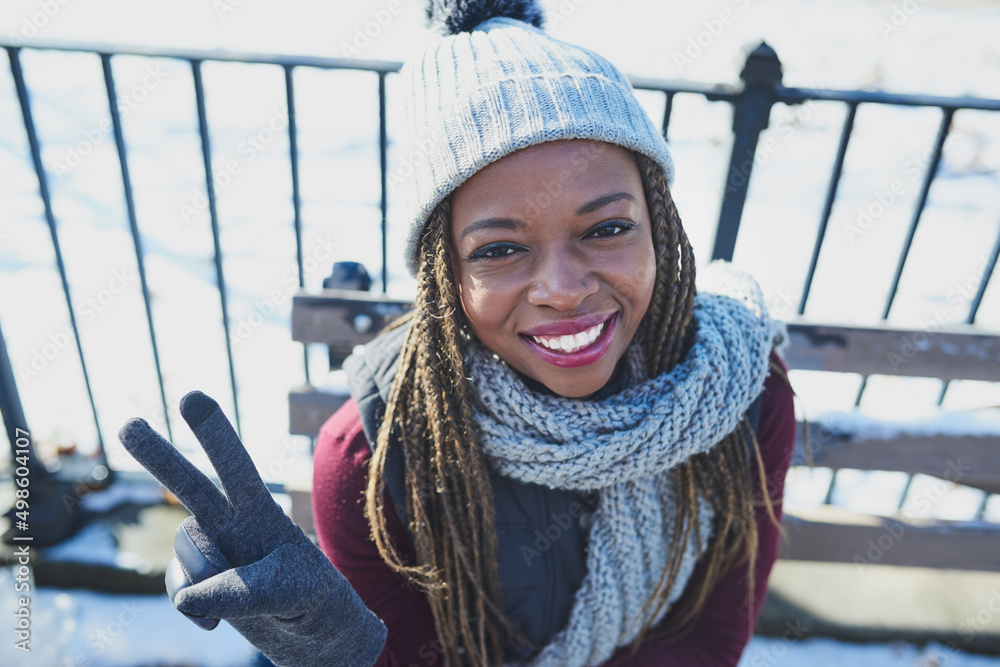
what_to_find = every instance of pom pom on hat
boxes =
[426,0,545,34]
[399,1,675,276]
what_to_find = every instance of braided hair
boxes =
[364,150,783,666]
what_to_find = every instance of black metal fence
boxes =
[1,39,998,514]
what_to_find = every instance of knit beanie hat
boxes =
[399,0,676,275]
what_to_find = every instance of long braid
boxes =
[629,153,782,649]
[365,199,537,666]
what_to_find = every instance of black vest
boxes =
[343,325,762,662]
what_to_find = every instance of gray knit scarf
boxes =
[465,262,787,667]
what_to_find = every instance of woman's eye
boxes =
[588,221,635,238]
[468,243,521,260]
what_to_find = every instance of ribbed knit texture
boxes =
[399,17,675,275]
[465,262,786,667]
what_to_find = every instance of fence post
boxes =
[712,41,784,261]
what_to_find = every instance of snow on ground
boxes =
[0,0,999,664]
[0,569,258,667]
[740,637,1000,667]
[2,576,999,667]
[4,579,999,667]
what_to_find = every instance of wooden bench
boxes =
[289,289,1000,572]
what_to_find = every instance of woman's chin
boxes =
[530,365,617,399]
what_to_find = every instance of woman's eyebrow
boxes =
[575,192,636,216]
[459,217,525,240]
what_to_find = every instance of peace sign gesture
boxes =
[119,390,386,667]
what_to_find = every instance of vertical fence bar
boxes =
[101,53,173,442]
[798,102,858,315]
[0,316,45,479]
[378,71,389,294]
[880,107,955,321]
[8,47,105,455]
[963,226,1000,325]
[937,221,1000,406]
[284,64,309,385]
[712,42,783,261]
[661,91,675,142]
[0,52,32,460]
[854,106,955,409]
[964,225,1000,325]
[950,220,999,520]
[191,59,242,437]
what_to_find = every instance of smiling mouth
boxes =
[529,320,608,354]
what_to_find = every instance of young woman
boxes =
[120,2,796,666]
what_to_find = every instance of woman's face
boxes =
[450,139,656,398]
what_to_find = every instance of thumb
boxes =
[173,543,335,621]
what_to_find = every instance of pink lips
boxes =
[521,313,618,368]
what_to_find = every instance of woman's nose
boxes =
[526,250,599,310]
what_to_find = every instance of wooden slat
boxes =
[792,423,1000,494]
[290,388,1000,494]
[287,487,315,536]
[779,507,1000,572]
[290,295,1000,382]
[291,289,411,352]
[288,385,348,437]
[784,320,1000,382]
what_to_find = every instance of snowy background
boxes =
[0,0,999,664]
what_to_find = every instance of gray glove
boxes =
[118,390,387,667]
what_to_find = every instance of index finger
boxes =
[119,418,231,524]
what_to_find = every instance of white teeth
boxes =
[531,320,607,354]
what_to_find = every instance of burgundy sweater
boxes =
[312,352,796,666]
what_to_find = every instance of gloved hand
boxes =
[118,390,387,667]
